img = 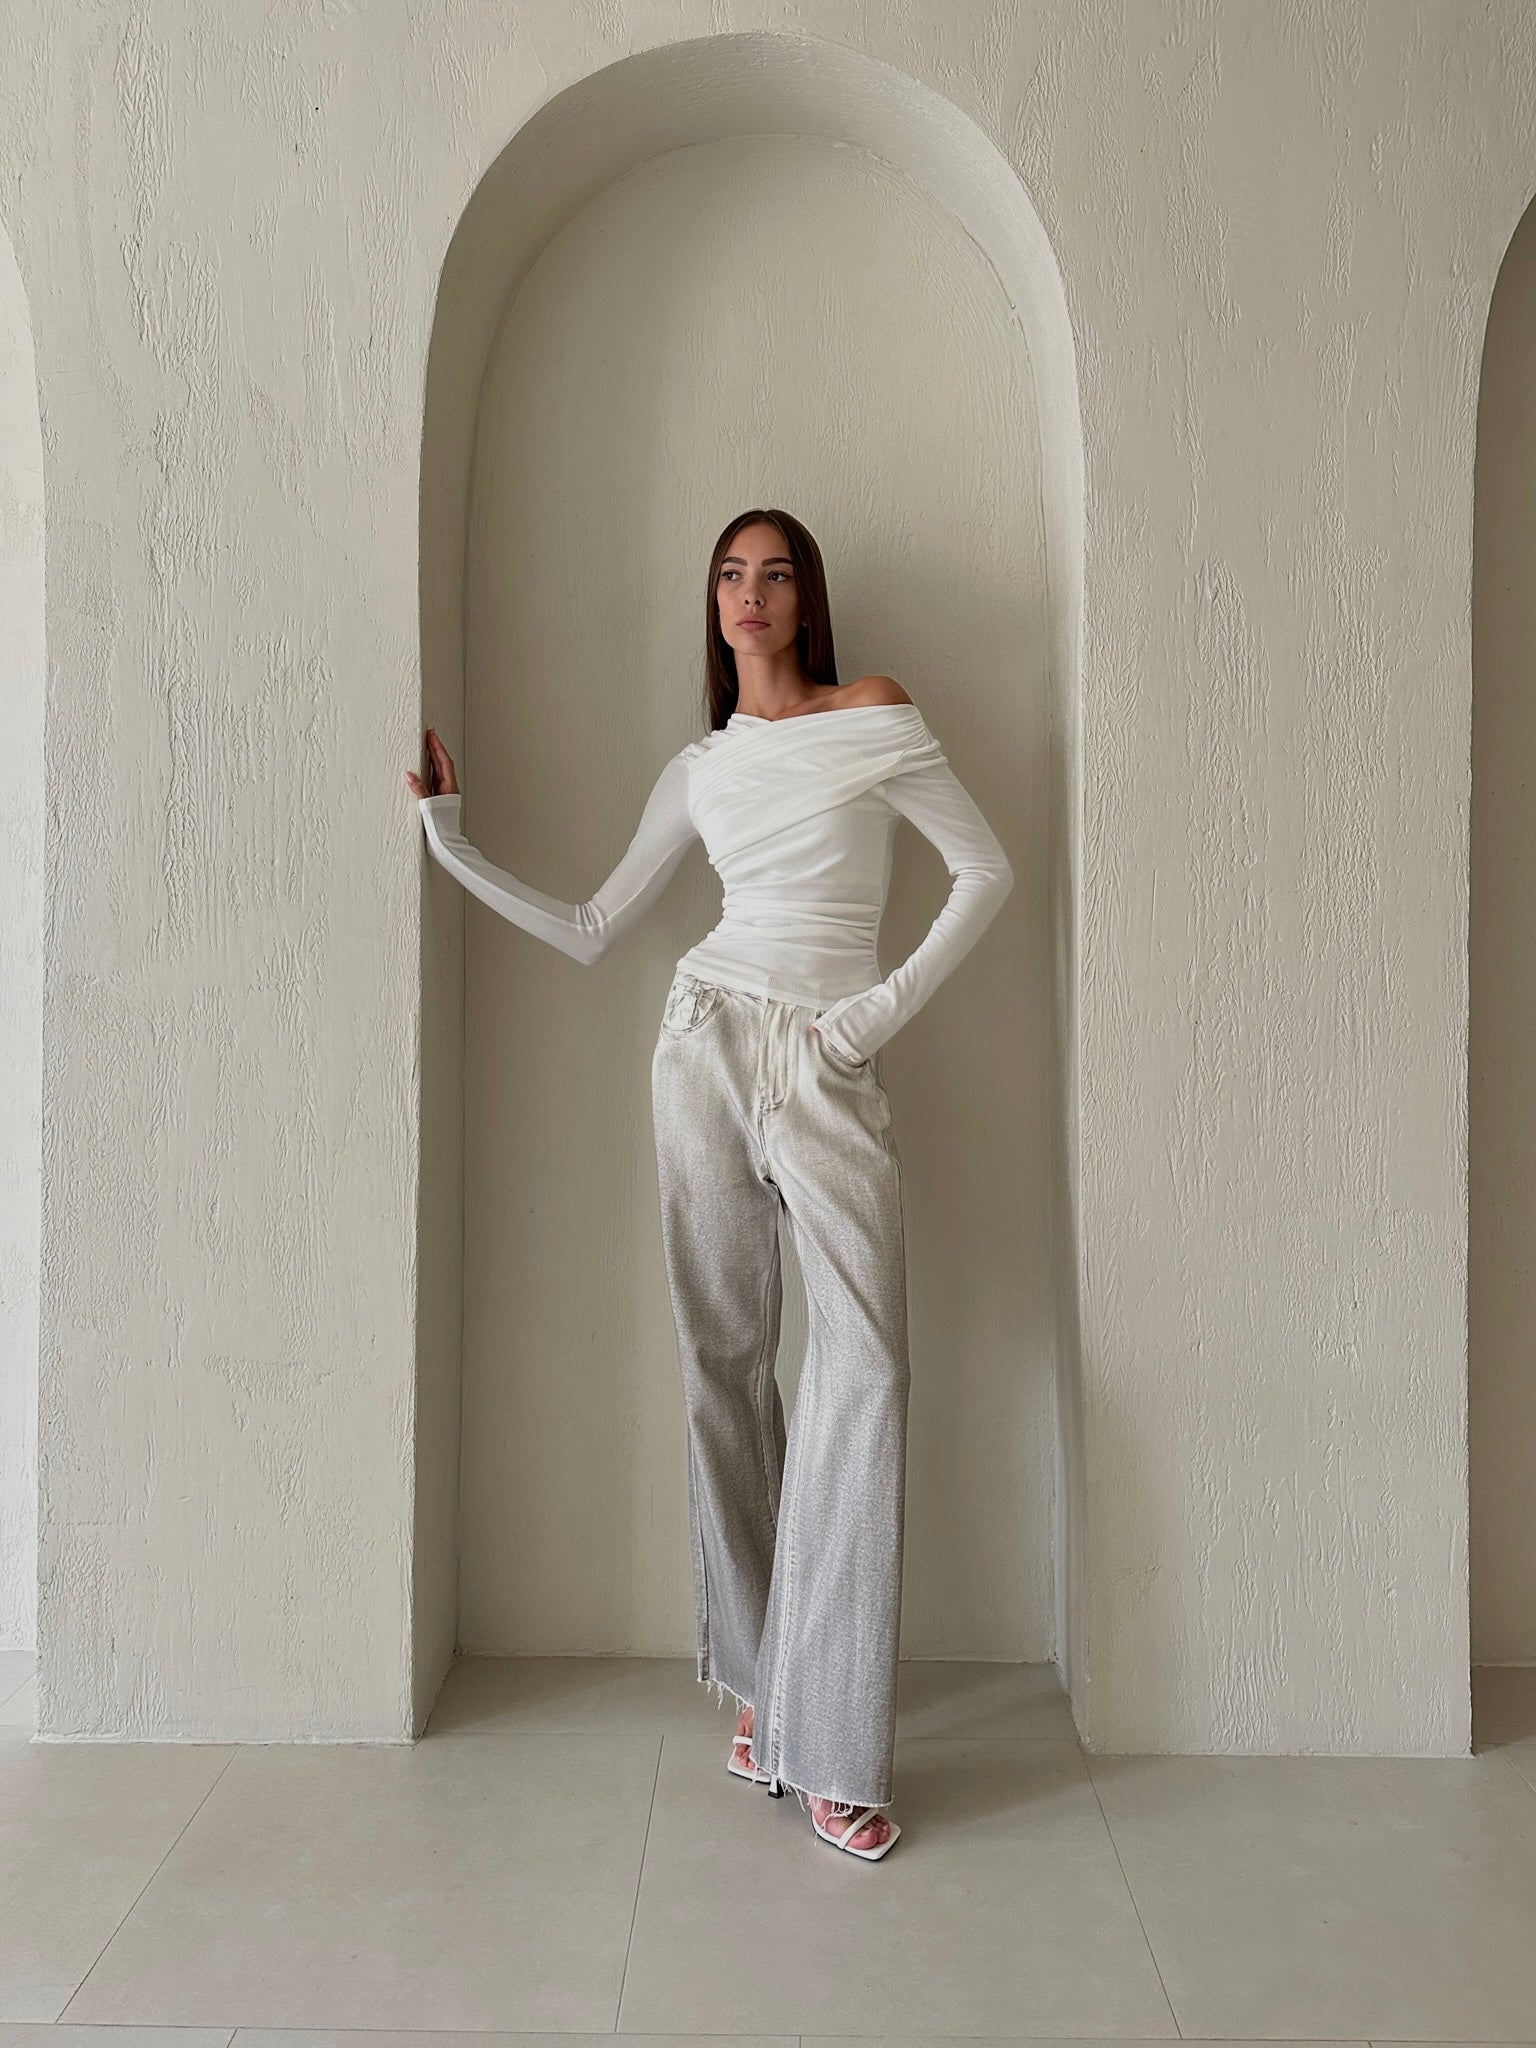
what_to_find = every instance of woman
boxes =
[406,508,1013,1861]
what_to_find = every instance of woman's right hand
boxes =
[405,727,460,800]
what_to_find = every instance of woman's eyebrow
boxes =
[721,555,793,566]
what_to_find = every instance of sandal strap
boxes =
[832,1804,883,1848]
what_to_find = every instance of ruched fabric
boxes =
[419,700,1012,1063]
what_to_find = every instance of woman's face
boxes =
[716,521,802,658]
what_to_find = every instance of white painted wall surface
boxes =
[1,1,1526,1749]
[0,225,44,1653]
[1470,194,1536,1667]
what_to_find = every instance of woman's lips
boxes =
[738,621,769,630]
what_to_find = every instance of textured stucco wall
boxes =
[0,222,43,1652]
[3,0,1529,1748]
[1469,192,1536,1666]
[1054,3,1528,1754]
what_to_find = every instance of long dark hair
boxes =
[702,508,839,731]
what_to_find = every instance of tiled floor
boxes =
[0,1650,1534,2042]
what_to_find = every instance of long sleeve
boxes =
[812,758,1014,1062]
[417,749,698,965]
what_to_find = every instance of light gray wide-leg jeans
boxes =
[651,968,911,1812]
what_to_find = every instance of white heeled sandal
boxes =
[807,1797,901,1860]
[727,1727,772,1786]
[732,1720,902,1859]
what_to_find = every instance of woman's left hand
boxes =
[405,727,460,800]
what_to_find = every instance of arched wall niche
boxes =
[1468,182,1536,1684]
[414,32,1086,1734]
[0,214,44,1672]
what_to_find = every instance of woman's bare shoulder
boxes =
[847,674,914,708]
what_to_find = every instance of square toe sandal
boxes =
[727,1729,773,1786]
[807,1797,902,1860]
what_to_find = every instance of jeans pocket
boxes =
[814,1023,872,1074]
[661,976,726,1038]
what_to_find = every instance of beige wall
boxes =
[1470,193,1536,1666]
[0,224,43,1653]
[3,2,1529,1749]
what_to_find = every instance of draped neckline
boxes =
[687,702,946,866]
[725,703,921,730]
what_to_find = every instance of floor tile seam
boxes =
[418,1727,717,1741]
[1457,1746,1536,1818]
[1489,1749,1536,1800]
[1080,1747,1184,2041]
[885,1731,1085,1743]
[612,1732,667,2033]
[50,1743,245,2023]
[422,1728,1084,1742]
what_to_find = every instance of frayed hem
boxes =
[702,1674,753,1717]
[702,1673,771,1778]
[699,1674,891,1818]
[761,1766,893,1821]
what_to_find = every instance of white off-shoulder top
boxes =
[417,700,1012,1064]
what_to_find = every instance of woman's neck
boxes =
[734,679,836,721]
